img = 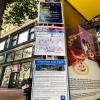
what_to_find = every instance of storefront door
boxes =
[18,62,32,88]
[8,72,19,88]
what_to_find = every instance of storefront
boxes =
[1,62,32,88]
[0,22,37,88]
[0,44,34,88]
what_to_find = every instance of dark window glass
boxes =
[29,27,35,40]
[0,54,4,63]
[58,56,64,59]
[7,52,14,62]
[23,47,32,58]
[14,49,23,60]
[11,34,18,46]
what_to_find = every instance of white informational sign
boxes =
[34,26,65,56]
[31,60,69,100]
[69,59,100,100]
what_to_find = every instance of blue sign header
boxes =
[35,60,66,65]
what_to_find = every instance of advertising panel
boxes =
[11,64,20,72]
[67,26,100,100]
[34,26,65,56]
[31,60,69,100]
[38,2,63,24]
[97,31,100,42]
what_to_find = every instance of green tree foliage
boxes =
[3,0,39,26]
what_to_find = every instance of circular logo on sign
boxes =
[72,61,89,75]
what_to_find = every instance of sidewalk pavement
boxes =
[0,88,25,100]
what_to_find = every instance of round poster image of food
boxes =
[72,62,89,75]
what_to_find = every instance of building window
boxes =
[5,38,10,48]
[23,47,32,58]
[14,49,23,60]
[2,66,11,87]
[29,32,35,40]
[7,52,14,62]
[11,34,18,46]
[0,41,6,51]
[29,27,35,40]
[30,27,34,33]
[0,54,4,63]
[18,62,31,87]
[18,30,29,44]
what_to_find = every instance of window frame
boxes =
[17,30,29,44]
[11,34,18,47]
[18,62,32,87]
[28,26,35,41]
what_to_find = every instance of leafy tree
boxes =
[3,0,39,26]
[0,0,6,30]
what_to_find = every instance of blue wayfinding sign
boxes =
[35,60,66,65]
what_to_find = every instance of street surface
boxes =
[0,88,25,100]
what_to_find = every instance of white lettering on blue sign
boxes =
[35,60,66,65]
